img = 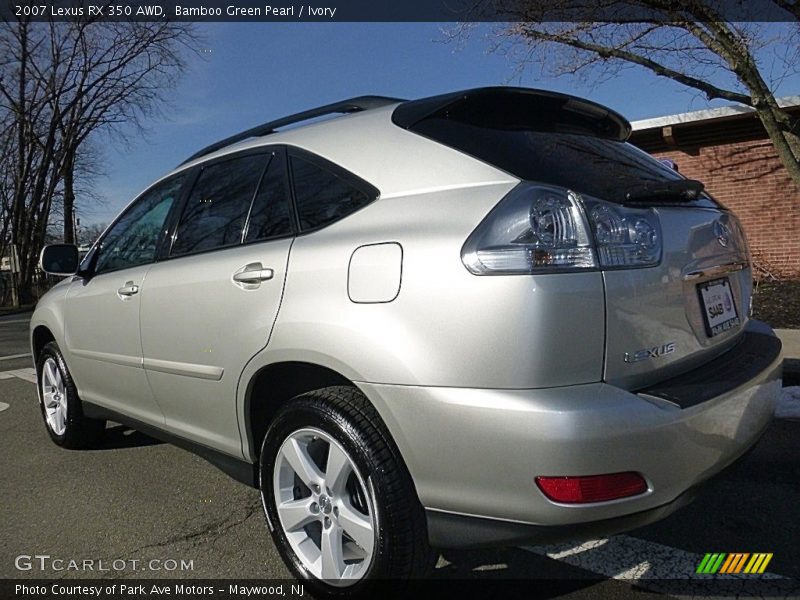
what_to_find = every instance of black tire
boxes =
[260,385,437,597]
[37,341,105,449]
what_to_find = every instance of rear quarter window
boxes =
[289,153,377,232]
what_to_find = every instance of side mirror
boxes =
[39,244,80,276]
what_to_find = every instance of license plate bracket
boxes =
[697,277,740,337]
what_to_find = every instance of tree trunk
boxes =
[753,105,800,189]
[63,148,76,244]
[772,110,800,164]
[740,75,800,190]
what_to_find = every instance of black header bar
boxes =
[1,0,797,22]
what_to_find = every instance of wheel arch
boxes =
[31,325,56,365]
[243,361,355,463]
[241,359,418,492]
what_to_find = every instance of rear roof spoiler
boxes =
[180,95,404,166]
[391,87,632,142]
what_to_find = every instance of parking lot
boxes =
[1,311,798,598]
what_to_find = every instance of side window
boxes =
[244,152,293,243]
[171,153,268,257]
[94,175,185,275]
[290,155,374,231]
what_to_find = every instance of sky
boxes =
[84,22,800,225]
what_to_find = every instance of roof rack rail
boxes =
[180,95,404,165]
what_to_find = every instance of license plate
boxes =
[697,277,740,337]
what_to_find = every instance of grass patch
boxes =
[752,280,800,330]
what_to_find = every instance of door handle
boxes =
[117,281,139,297]
[232,263,274,286]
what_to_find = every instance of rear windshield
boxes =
[410,117,716,206]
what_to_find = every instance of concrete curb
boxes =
[776,329,800,384]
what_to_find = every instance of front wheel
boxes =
[37,341,105,449]
[259,386,436,596]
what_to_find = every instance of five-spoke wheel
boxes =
[274,428,377,583]
[260,386,436,596]
[36,341,105,448]
[40,356,68,436]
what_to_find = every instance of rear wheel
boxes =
[37,341,105,448]
[259,386,436,596]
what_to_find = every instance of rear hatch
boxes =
[602,206,749,389]
[394,87,751,390]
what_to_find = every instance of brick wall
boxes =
[651,139,800,279]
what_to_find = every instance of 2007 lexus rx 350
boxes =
[32,87,782,595]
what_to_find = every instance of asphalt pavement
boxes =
[0,311,33,372]
[1,313,798,598]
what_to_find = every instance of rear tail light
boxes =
[461,183,662,274]
[535,472,648,504]
[585,200,661,268]
[461,184,595,275]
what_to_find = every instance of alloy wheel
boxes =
[272,427,377,585]
[41,357,67,436]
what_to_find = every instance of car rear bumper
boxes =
[358,320,782,548]
[424,485,701,549]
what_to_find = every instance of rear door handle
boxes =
[117,281,139,297]
[232,263,274,287]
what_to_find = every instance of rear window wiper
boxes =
[625,179,704,203]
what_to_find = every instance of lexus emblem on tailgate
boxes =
[714,220,731,247]
[624,342,676,363]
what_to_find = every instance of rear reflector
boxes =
[535,472,648,504]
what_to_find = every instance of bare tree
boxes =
[46,20,199,244]
[0,109,14,262]
[0,18,62,304]
[0,17,198,303]
[483,1,800,187]
[76,221,107,247]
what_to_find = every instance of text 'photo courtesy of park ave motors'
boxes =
[1,4,800,599]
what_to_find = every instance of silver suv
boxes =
[33,87,782,594]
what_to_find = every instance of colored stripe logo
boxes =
[696,553,773,574]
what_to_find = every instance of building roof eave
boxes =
[630,95,800,132]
